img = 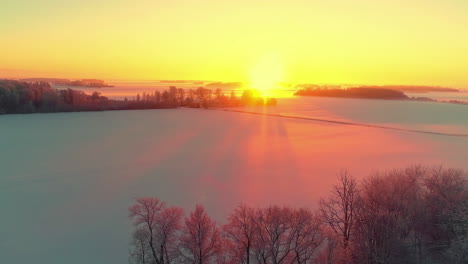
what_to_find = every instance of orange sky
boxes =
[1,0,468,88]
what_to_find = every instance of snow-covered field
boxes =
[0,97,467,264]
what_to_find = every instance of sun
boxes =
[249,55,284,97]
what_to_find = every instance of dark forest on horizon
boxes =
[294,87,409,100]
[294,86,468,105]
[0,80,276,115]
[19,78,113,88]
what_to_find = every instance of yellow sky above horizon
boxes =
[1,0,468,88]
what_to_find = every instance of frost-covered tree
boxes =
[129,198,184,264]
[223,204,256,264]
[180,205,222,264]
[320,170,359,252]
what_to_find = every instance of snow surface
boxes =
[0,97,467,264]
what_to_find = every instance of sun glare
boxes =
[249,55,284,97]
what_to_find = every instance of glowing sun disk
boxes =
[249,55,284,97]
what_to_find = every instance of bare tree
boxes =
[316,227,339,264]
[353,166,427,264]
[290,208,324,264]
[447,201,468,263]
[423,166,468,263]
[129,198,165,263]
[251,206,295,264]
[223,204,256,264]
[129,198,184,264]
[320,170,359,250]
[180,205,222,264]
[155,207,184,264]
[130,227,151,264]
[224,205,324,264]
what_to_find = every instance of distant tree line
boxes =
[0,80,276,115]
[0,80,110,114]
[128,165,468,264]
[134,86,276,109]
[294,84,459,93]
[350,85,459,93]
[20,78,113,87]
[294,87,408,100]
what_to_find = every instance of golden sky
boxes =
[1,0,467,87]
